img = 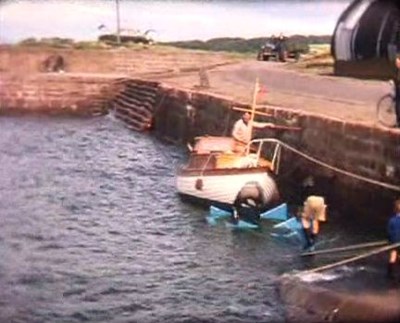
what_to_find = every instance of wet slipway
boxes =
[0,115,395,323]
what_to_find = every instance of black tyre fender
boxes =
[232,182,266,225]
[234,182,266,208]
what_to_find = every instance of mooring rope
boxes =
[276,140,400,192]
[300,240,388,257]
[295,241,400,276]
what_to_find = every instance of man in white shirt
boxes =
[231,112,274,153]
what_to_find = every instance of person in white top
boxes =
[231,112,274,153]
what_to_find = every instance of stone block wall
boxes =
[0,74,117,116]
[153,87,240,144]
[274,111,400,186]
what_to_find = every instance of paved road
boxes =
[226,61,388,105]
[162,60,392,124]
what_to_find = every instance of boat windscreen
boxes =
[193,137,235,154]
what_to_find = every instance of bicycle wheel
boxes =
[377,94,396,127]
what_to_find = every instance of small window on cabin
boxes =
[193,137,236,154]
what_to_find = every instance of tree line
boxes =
[162,35,332,54]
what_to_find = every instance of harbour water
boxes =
[1,0,351,43]
[0,115,390,322]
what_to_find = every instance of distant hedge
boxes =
[162,35,332,53]
[15,35,332,54]
[18,37,75,48]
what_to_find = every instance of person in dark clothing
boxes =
[394,55,400,127]
[232,200,261,226]
[387,199,400,280]
[42,54,65,73]
[232,183,266,226]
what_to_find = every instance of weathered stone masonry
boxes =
[155,86,400,221]
[0,74,115,116]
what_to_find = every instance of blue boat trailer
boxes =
[207,203,308,246]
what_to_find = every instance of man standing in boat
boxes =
[231,112,274,154]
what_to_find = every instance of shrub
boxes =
[163,35,332,54]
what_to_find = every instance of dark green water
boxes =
[0,115,387,323]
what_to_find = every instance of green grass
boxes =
[13,36,332,58]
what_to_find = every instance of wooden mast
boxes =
[248,77,259,138]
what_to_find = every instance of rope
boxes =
[276,140,400,192]
[200,153,215,178]
[300,240,388,257]
[296,242,400,276]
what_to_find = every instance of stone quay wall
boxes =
[0,74,119,116]
[155,86,400,223]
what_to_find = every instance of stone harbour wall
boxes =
[0,74,118,116]
[154,86,400,222]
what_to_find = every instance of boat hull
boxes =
[176,169,279,207]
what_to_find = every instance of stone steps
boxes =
[111,78,160,131]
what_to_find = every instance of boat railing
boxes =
[246,138,282,174]
[183,138,282,173]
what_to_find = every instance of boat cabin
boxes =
[185,136,281,172]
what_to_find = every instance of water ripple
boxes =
[0,116,302,322]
